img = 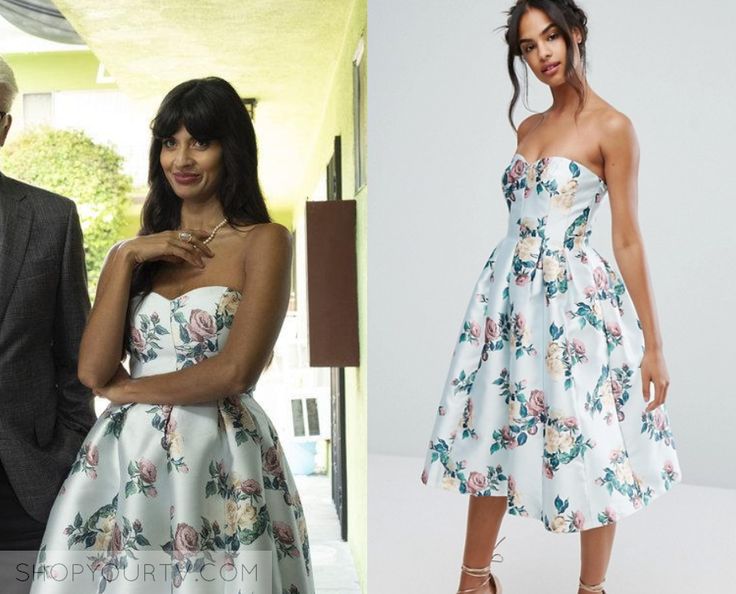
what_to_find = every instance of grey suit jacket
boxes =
[0,171,96,523]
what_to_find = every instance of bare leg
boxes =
[457,495,506,593]
[578,523,616,593]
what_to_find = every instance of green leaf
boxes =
[125,481,137,498]
[205,481,217,497]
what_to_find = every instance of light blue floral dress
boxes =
[421,154,682,533]
[31,286,314,593]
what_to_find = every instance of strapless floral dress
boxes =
[421,154,682,533]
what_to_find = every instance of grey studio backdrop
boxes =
[368,0,736,489]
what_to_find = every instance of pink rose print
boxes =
[130,327,146,352]
[606,322,622,338]
[593,267,608,290]
[528,389,546,417]
[263,446,284,478]
[110,523,123,554]
[611,379,622,397]
[187,309,217,342]
[485,317,500,342]
[584,285,596,298]
[515,273,530,286]
[89,557,106,572]
[421,469,428,484]
[663,461,674,474]
[573,510,585,530]
[466,471,488,495]
[86,445,99,466]
[563,417,578,429]
[273,522,295,546]
[508,158,526,183]
[173,522,200,560]
[240,479,262,496]
[469,321,480,339]
[514,313,526,334]
[508,475,516,492]
[571,339,586,356]
[653,409,666,431]
[138,459,157,484]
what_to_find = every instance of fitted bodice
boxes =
[501,154,608,251]
[125,285,242,378]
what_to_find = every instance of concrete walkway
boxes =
[294,474,362,593]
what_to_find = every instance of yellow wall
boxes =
[292,0,367,589]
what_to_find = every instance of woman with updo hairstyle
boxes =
[420,3,682,593]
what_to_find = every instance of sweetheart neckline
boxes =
[512,152,608,188]
[145,285,243,302]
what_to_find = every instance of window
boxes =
[290,397,321,437]
[352,35,367,191]
[23,93,52,128]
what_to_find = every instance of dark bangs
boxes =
[151,82,227,143]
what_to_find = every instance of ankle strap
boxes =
[459,534,507,575]
[579,577,606,592]
[461,564,491,577]
[457,571,490,593]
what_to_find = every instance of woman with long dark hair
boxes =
[420,3,682,593]
[31,77,315,594]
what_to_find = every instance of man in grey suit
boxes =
[0,57,96,558]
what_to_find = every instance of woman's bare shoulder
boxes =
[232,222,292,255]
[592,104,638,158]
[516,112,545,144]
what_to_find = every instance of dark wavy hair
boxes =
[499,0,589,132]
[130,76,271,297]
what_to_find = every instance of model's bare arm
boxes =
[99,224,292,406]
[601,112,669,412]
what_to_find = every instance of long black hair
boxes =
[130,76,271,297]
[499,0,589,132]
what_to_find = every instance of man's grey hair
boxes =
[0,56,18,112]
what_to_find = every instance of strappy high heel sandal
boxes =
[578,577,606,593]
[457,536,506,594]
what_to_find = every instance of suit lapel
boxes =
[0,173,32,326]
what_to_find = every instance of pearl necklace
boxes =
[202,218,229,245]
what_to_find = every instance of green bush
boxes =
[2,127,133,295]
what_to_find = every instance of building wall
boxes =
[291,0,368,589]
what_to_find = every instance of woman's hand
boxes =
[118,229,215,269]
[95,364,133,404]
[640,348,670,413]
